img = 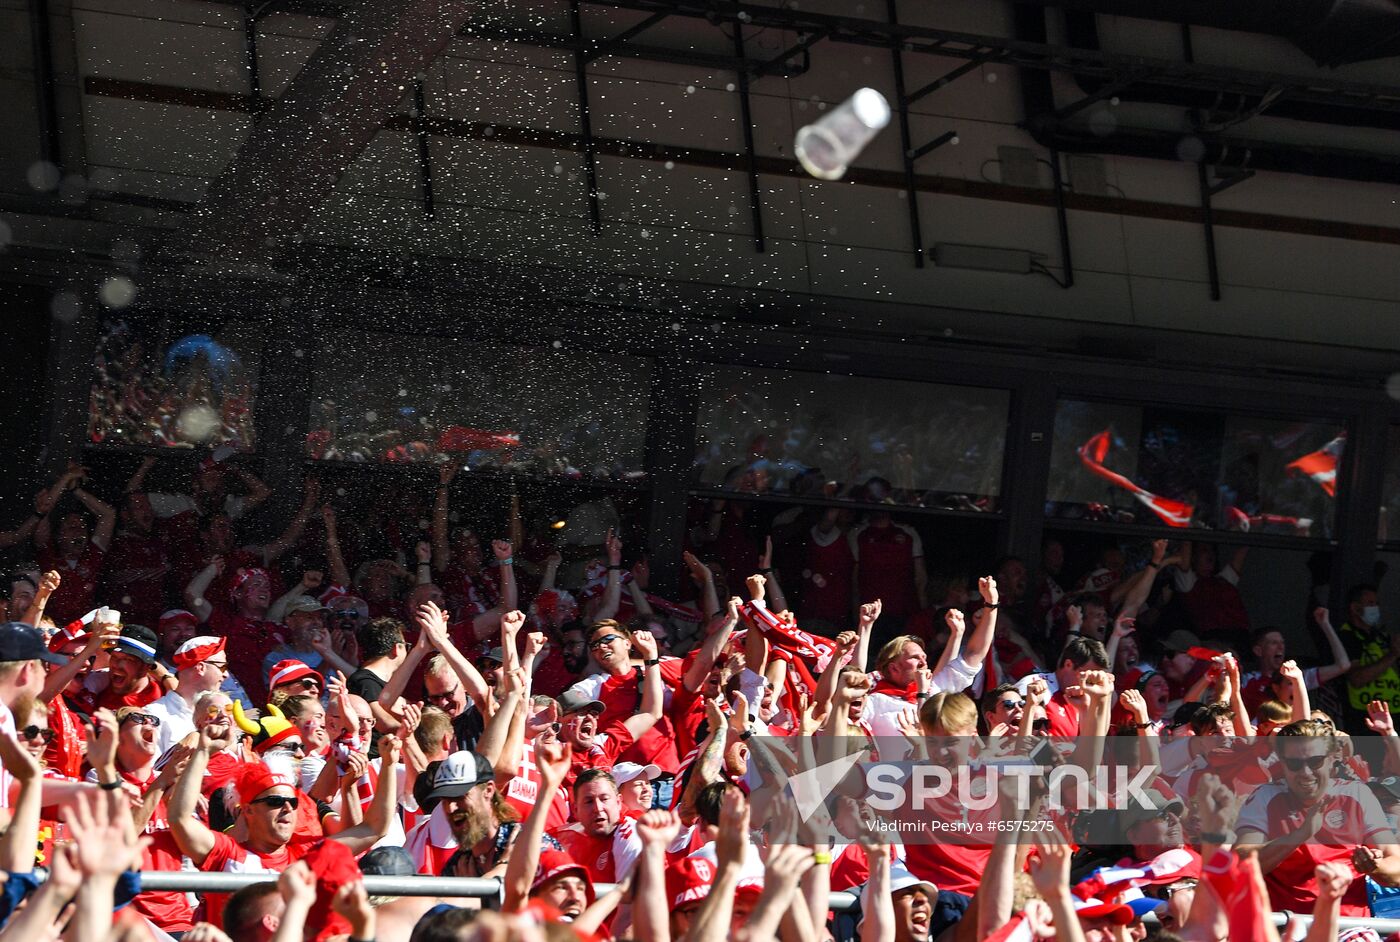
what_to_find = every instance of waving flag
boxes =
[1077,429,1195,528]
[1287,433,1345,497]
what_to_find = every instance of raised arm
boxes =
[682,597,740,693]
[632,810,680,942]
[1365,700,1400,777]
[677,697,729,823]
[758,537,790,614]
[622,630,664,741]
[813,631,859,722]
[501,736,571,912]
[683,550,721,620]
[591,530,624,622]
[322,505,352,588]
[686,788,748,942]
[931,609,966,680]
[168,722,231,867]
[20,570,60,628]
[331,736,400,855]
[858,841,895,942]
[492,539,518,615]
[42,616,119,701]
[1313,606,1352,683]
[71,485,116,552]
[417,601,491,710]
[0,728,43,872]
[260,478,319,564]
[1278,659,1312,725]
[184,557,224,623]
[959,576,1000,671]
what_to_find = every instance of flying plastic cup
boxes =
[794,88,892,180]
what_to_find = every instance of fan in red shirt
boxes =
[101,493,171,628]
[83,705,193,934]
[1040,636,1110,739]
[1235,718,1400,915]
[185,562,285,705]
[33,470,116,627]
[575,622,678,777]
[850,502,927,631]
[548,768,643,885]
[70,624,165,715]
[797,510,856,631]
[168,716,399,927]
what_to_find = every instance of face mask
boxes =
[1363,605,1382,627]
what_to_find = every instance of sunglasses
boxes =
[1032,718,1051,733]
[251,795,300,810]
[589,634,623,650]
[21,726,53,743]
[999,699,1025,711]
[120,713,161,728]
[205,661,229,673]
[1283,755,1330,773]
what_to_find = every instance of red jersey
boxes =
[37,542,106,626]
[548,816,642,885]
[800,527,855,624]
[209,609,285,705]
[1236,779,1388,915]
[1180,575,1250,637]
[199,830,311,926]
[102,531,171,628]
[503,740,568,830]
[1044,689,1081,738]
[44,695,85,778]
[71,675,162,715]
[124,768,193,933]
[595,661,685,774]
[850,523,921,618]
[903,765,996,897]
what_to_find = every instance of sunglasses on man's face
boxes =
[21,726,53,743]
[1282,754,1330,773]
[250,795,300,811]
[999,699,1025,711]
[121,713,161,728]
[589,634,623,650]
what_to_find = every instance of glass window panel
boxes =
[89,317,261,449]
[1047,399,1343,537]
[307,333,650,481]
[684,494,1000,633]
[1041,528,1327,663]
[1382,426,1400,544]
[693,367,1009,511]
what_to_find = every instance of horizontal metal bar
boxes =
[583,10,669,63]
[135,871,860,910]
[138,872,503,897]
[751,28,829,78]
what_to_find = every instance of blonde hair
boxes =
[919,691,977,735]
[875,635,926,674]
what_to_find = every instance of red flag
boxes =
[1202,849,1275,940]
[435,426,521,453]
[1287,433,1345,497]
[1077,430,1195,528]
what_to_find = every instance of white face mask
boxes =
[1363,605,1382,627]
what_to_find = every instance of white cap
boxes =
[612,762,663,785]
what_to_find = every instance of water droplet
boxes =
[336,487,347,497]
[98,275,137,309]
[551,340,562,349]
[725,83,736,92]
[0,219,13,249]
[365,411,378,422]
[1387,373,1400,400]
[397,389,408,397]
[985,72,998,83]
[685,85,696,94]
[176,404,221,443]
[664,161,675,170]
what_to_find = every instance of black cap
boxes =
[556,689,605,715]
[1170,701,1205,729]
[423,751,495,804]
[0,622,66,666]
[112,624,160,666]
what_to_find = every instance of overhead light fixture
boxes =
[550,519,567,530]
[930,243,1035,274]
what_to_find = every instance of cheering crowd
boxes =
[0,454,1399,942]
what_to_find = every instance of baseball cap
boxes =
[888,864,937,898]
[1140,848,1202,884]
[1073,897,1134,925]
[477,647,504,666]
[111,625,160,666]
[665,856,763,910]
[1121,792,1186,828]
[268,659,324,690]
[359,846,417,877]
[424,751,494,804]
[284,596,329,617]
[612,762,662,786]
[1169,701,1205,730]
[1373,776,1400,803]
[0,622,66,665]
[557,689,605,715]
[531,850,595,904]
[1160,629,1202,654]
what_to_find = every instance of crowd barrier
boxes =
[132,873,1400,937]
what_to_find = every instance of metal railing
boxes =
[136,873,1400,936]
